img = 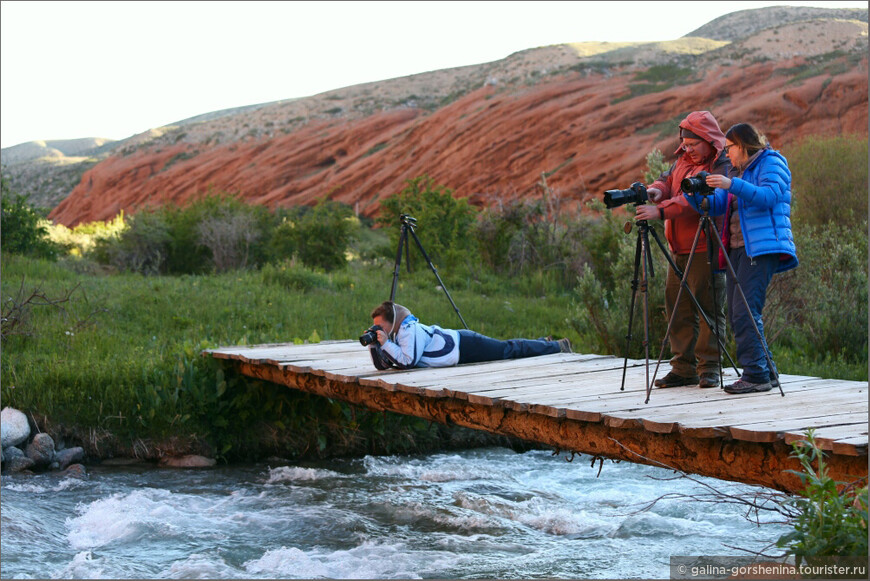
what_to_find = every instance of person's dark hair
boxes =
[725,123,769,157]
[370,301,395,322]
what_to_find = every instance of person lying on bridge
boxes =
[364,300,572,370]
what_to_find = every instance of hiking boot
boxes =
[770,375,780,389]
[558,337,573,353]
[724,378,773,394]
[654,372,699,388]
[698,372,720,389]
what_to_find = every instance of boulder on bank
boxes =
[26,433,56,467]
[3,446,36,473]
[1,407,31,448]
[55,447,85,471]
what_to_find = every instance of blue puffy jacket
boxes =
[687,148,798,274]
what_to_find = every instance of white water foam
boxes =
[161,552,243,579]
[65,489,178,549]
[265,465,345,483]
[4,477,88,494]
[50,551,108,580]
[243,541,461,579]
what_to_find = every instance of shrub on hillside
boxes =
[770,221,868,365]
[474,185,591,290]
[785,134,868,229]
[95,209,171,275]
[269,200,359,271]
[378,175,478,270]
[1,175,63,259]
[163,194,274,274]
[89,193,277,275]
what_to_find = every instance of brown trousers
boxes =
[664,252,727,377]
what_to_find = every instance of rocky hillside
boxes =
[1,6,866,226]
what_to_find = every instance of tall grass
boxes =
[0,249,574,460]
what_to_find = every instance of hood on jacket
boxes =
[391,303,413,336]
[675,111,727,158]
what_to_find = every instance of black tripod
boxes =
[649,194,784,402]
[390,214,468,330]
[620,218,739,398]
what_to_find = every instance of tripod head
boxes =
[399,214,418,229]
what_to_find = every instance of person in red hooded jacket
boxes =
[635,111,736,389]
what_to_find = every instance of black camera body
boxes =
[604,182,648,209]
[359,324,383,346]
[681,171,714,196]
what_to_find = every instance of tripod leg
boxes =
[649,217,706,400]
[407,226,469,329]
[649,224,739,375]
[707,220,784,396]
[620,231,644,392]
[640,228,652,403]
[703,217,726,389]
[390,226,406,302]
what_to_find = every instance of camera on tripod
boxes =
[603,182,649,209]
[359,324,383,346]
[681,171,714,196]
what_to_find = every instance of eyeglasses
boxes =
[724,144,735,153]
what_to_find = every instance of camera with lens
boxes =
[359,324,383,346]
[680,171,714,196]
[603,182,648,209]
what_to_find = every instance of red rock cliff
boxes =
[49,58,868,227]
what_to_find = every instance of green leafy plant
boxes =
[1,175,63,259]
[776,431,868,566]
[378,175,478,269]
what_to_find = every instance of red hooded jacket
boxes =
[651,111,735,255]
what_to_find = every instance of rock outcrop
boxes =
[49,54,868,227]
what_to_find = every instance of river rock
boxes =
[25,433,56,467]
[55,447,85,471]
[159,455,216,468]
[3,446,36,473]
[1,407,30,448]
[60,463,87,479]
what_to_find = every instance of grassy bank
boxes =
[0,250,575,461]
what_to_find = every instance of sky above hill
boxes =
[1,0,866,149]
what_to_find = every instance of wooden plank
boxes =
[728,412,868,443]
[598,382,866,429]
[532,378,843,427]
[784,424,870,453]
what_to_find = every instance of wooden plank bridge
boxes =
[205,341,868,494]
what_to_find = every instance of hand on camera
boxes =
[705,174,731,190]
[647,187,664,203]
[635,204,662,221]
[376,328,389,345]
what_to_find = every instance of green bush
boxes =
[777,431,868,566]
[90,193,279,275]
[273,199,359,271]
[474,186,590,290]
[96,209,171,275]
[785,134,868,229]
[1,175,63,259]
[769,222,868,367]
[378,175,479,270]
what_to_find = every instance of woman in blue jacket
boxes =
[696,123,798,394]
